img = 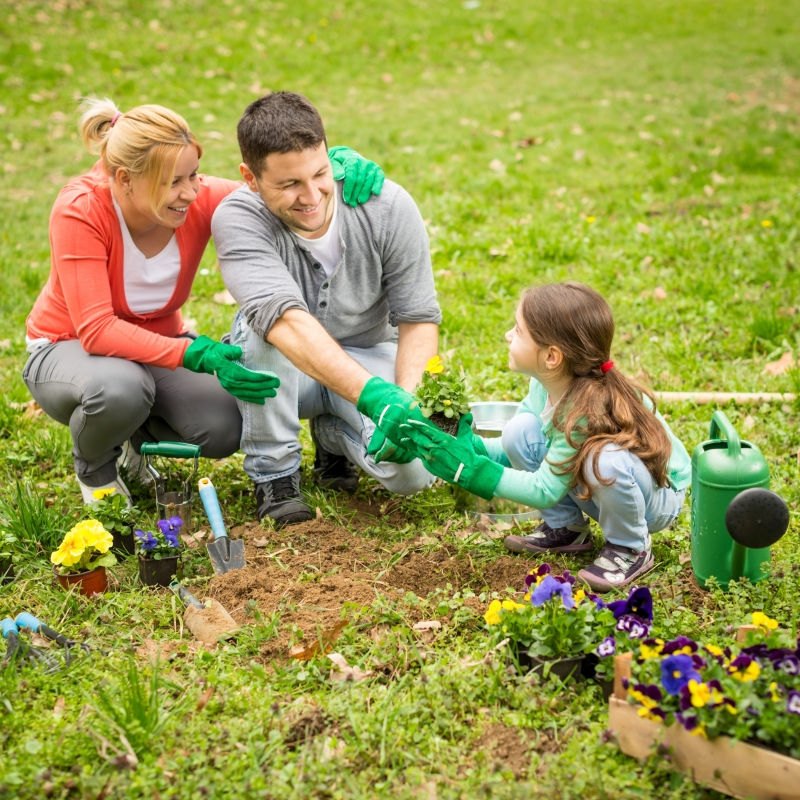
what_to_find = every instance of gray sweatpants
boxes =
[22,339,241,486]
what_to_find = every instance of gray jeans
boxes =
[22,339,241,486]
[231,310,433,495]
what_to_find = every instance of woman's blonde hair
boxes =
[519,281,671,497]
[79,96,202,219]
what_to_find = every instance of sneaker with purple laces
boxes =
[503,522,593,554]
[577,543,655,592]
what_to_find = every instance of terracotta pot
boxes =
[138,554,180,587]
[54,565,108,597]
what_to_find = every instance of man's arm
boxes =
[394,322,439,392]
[266,308,372,403]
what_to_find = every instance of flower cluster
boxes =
[625,612,800,758]
[135,516,182,560]
[89,487,137,534]
[413,355,471,428]
[51,519,117,575]
[484,563,652,667]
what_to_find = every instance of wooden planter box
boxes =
[608,652,800,800]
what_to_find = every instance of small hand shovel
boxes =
[198,477,245,575]
[725,488,790,580]
[169,580,239,644]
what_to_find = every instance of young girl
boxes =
[395,281,691,592]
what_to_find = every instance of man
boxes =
[212,91,441,526]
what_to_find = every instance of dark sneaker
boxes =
[577,543,655,592]
[311,419,359,493]
[504,522,592,554]
[255,471,313,528]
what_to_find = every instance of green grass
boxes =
[2,0,800,797]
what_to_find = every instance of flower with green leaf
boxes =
[413,355,471,426]
[135,516,182,560]
[89,487,138,535]
[51,519,117,575]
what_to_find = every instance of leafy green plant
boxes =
[413,355,471,433]
[50,519,117,575]
[87,487,138,537]
[0,480,70,555]
[89,657,191,757]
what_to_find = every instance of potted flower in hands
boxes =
[484,563,607,680]
[51,519,117,597]
[413,355,471,436]
[135,516,182,587]
[89,487,138,555]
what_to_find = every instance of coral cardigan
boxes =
[26,160,240,369]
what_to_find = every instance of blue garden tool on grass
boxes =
[198,477,245,575]
[1,616,60,673]
[15,613,91,666]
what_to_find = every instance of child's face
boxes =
[505,306,546,377]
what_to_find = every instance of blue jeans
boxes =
[501,413,685,552]
[231,311,433,495]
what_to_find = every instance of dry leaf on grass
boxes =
[289,620,347,661]
[763,351,796,376]
[53,696,66,718]
[327,652,373,683]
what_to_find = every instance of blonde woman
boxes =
[23,98,382,503]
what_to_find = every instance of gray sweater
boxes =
[211,180,442,347]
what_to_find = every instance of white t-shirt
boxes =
[113,198,181,314]
[290,195,342,276]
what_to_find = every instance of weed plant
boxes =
[1,0,800,798]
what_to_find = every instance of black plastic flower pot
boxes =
[112,524,136,556]
[138,555,180,587]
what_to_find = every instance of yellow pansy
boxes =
[730,660,761,682]
[425,355,444,375]
[92,487,117,500]
[484,600,503,626]
[639,639,664,660]
[687,679,723,708]
[751,611,778,632]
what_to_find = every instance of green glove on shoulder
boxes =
[397,412,504,501]
[328,146,385,207]
[183,336,280,405]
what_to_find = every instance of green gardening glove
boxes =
[394,411,504,500]
[455,413,489,457]
[357,376,431,447]
[366,427,418,464]
[328,146,385,207]
[183,336,280,405]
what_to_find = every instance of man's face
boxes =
[240,142,334,238]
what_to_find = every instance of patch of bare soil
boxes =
[201,513,528,665]
[472,722,559,779]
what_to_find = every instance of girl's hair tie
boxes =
[600,360,614,374]
[110,112,122,128]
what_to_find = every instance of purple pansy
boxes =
[616,614,651,640]
[596,636,616,657]
[768,650,800,675]
[157,516,182,548]
[787,691,800,715]
[530,574,575,610]
[661,654,702,695]
[662,636,698,655]
[607,586,653,623]
[134,528,158,551]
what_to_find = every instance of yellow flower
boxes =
[585,215,596,223]
[425,355,444,375]
[484,600,503,626]
[573,588,586,604]
[751,611,778,632]
[705,643,724,657]
[689,723,708,739]
[761,219,773,227]
[688,679,723,708]
[730,660,761,682]
[50,519,112,567]
[639,639,664,660]
[630,687,658,710]
[92,487,117,500]
[769,681,782,702]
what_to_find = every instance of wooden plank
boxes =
[608,697,800,799]
[655,391,796,404]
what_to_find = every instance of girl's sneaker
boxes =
[503,522,592,554]
[577,543,654,592]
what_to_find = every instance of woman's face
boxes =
[128,145,200,229]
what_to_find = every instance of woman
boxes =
[23,98,382,503]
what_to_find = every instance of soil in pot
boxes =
[428,411,460,436]
[138,555,180,587]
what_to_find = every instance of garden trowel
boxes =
[198,477,245,575]
[169,580,239,644]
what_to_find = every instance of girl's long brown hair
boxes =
[520,282,671,498]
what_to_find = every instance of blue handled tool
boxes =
[198,477,245,575]
[15,613,91,666]
[1,616,60,673]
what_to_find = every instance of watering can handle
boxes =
[140,442,202,459]
[708,410,741,458]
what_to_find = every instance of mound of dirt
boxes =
[202,512,526,665]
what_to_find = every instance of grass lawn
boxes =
[1,0,799,797]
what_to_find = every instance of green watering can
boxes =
[690,410,789,589]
